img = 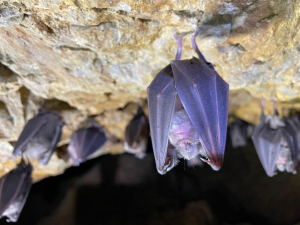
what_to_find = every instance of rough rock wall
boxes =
[0,0,299,180]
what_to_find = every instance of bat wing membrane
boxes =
[0,159,32,222]
[68,127,107,165]
[125,107,147,147]
[252,124,281,177]
[171,57,228,169]
[147,65,177,173]
[81,127,106,159]
[230,120,248,148]
[13,113,48,156]
[282,118,299,172]
[34,112,63,165]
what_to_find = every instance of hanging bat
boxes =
[13,110,64,165]
[147,29,229,175]
[230,119,249,148]
[124,106,149,159]
[288,114,300,155]
[251,100,299,177]
[67,123,107,166]
[0,158,32,222]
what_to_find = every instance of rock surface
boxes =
[0,0,299,180]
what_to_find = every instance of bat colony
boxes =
[0,29,299,222]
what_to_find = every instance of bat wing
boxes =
[32,112,63,165]
[282,117,299,172]
[252,123,282,177]
[13,111,63,165]
[125,107,148,147]
[170,57,229,170]
[13,111,48,156]
[68,126,107,166]
[147,65,177,174]
[230,120,248,148]
[0,159,32,222]
[289,115,300,154]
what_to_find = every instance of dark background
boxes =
[1,138,300,225]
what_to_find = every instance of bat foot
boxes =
[173,33,183,60]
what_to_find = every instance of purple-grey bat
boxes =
[67,123,107,166]
[13,110,64,165]
[0,158,32,222]
[230,119,249,148]
[251,100,299,177]
[288,114,300,154]
[147,30,229,175]
[124,106,149,159]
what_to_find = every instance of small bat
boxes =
[124,106,149,159]
[67,123,107,166]
[251,100,299,177]
[229,119,249,148]
[147,30,229,174]
[13,110,64,165]
[0,158,32,222]
[288,114,300,155]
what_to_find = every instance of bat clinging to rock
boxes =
[230,119,251,148]
[13,110,64,165]
[251,100,299,177]
[0,158,32,222]
[67,123,107,166]
[147,30,229,174]
[124,106,149,159]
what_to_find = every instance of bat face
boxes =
[147,30,229,174]
[124,106,150,159]
[13,110,64,165]
[0,158,32,222]
[251,100,299,177]
[230,120,249,148]
[67,124,107,166]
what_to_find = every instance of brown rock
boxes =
[0,0,300,180]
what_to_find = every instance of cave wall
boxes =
[0,0,300,180]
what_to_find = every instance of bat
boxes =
[288,114,300,155]
[229,119,249,148]
[13,110,64,165]
[67,123,107,166]
[124,106,149,159]
[0,158,32,222]
[147,29,229,174]
[251,100,299,177]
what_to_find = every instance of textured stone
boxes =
[0,0,300,180]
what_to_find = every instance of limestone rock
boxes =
[0,0,300,180]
